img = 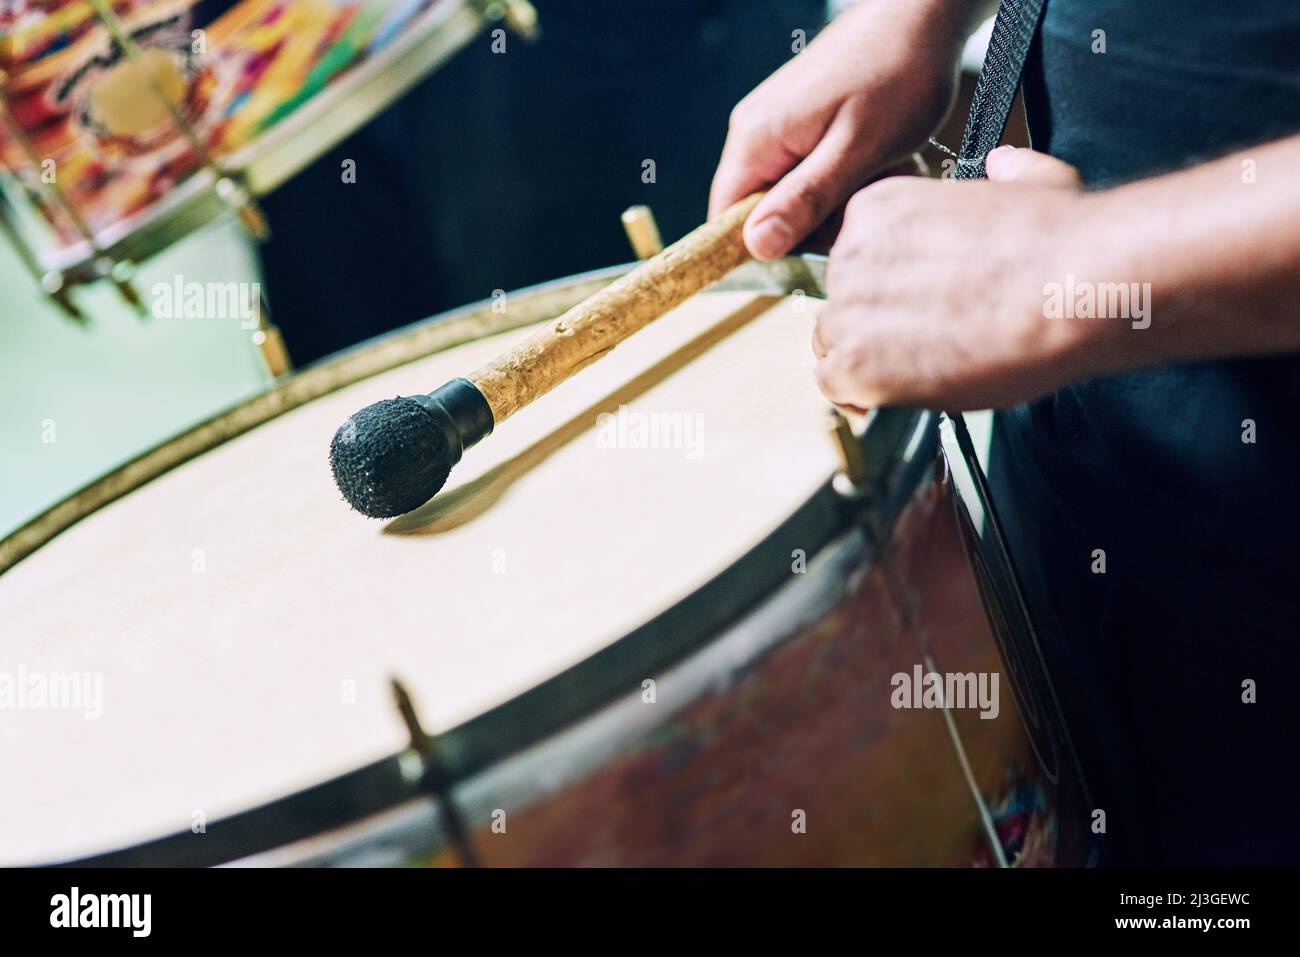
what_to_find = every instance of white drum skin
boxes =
[0,289,838,863]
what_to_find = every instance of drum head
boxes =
[0,287,837,864]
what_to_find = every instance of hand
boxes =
[813,146,1109,411]
[709,0,974,260]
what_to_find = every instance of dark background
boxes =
[259,0,828,365]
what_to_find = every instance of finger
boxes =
[798,155,922,254]
[984,145,1082,188]
[814,347,870,409]
[743,109,871,261]
[875,153,928,180]
[800,206,844,256]
[709,142,777,221]
[708,118,796,220]
[811,322,830,359]
[812,290,852,354]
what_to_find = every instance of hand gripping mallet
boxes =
[329,193,763,518]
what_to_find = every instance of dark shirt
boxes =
[992,0,1300,864]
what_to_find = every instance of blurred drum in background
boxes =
[0,0,535,292]
[0,256,1095,867]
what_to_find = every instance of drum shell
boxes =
[232,428,1092,868]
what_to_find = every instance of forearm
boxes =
[831,0,993,59]
[1068,134,1300,372]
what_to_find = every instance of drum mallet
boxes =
[329,193,763,518]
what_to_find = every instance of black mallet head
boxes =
[329,378,494,518]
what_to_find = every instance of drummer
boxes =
[709,0,1300,865]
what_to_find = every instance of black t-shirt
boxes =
[990,0,1300,864]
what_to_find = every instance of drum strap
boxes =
[955,0,1048,181]
[943,0,1100,857]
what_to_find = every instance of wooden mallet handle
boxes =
[469,192,763,423]
[329,193,765,518]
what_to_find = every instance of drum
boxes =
[0,0,533,286]
[0,257,1095,866]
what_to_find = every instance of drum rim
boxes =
[0,256,830,574]
[13,255,931,866]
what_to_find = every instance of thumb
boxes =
[743,110,872,261]
[985,145,1082,189]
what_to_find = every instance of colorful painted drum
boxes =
[0,257,1096,866]
[0,0,528,280]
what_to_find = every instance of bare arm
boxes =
[1072,134,1300,373]
[808,138,1300,411]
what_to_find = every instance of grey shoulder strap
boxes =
[956,0,1048,180]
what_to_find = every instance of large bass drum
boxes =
[0,257,1095,866]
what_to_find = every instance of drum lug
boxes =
[827,408,872,500]
[477,0,541,41]
[247,289,293,378]
[216,177,271,243]
[390,678,480,867]
[620,205,665,260]
[41,274,86,322]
